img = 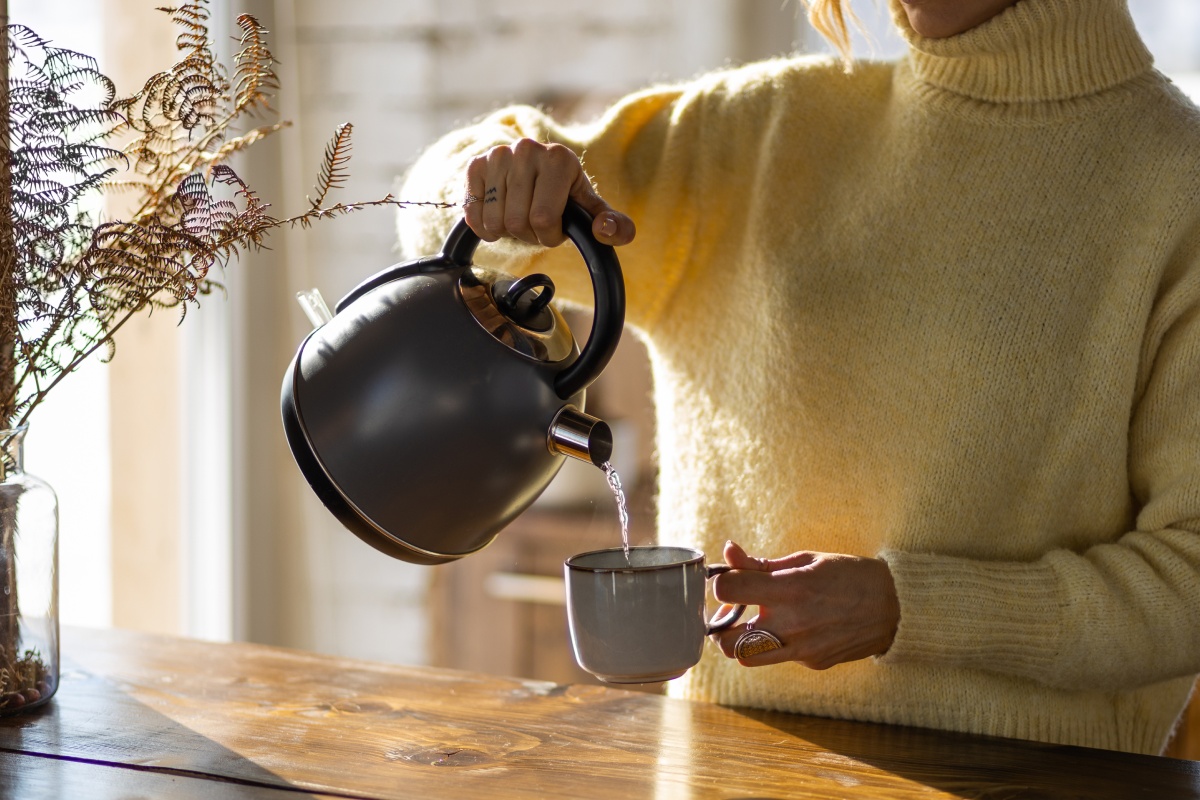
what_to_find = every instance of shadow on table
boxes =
[0,658,329,800]
[728,706,1200,800]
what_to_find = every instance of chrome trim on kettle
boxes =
[458,267,574,362]
[548,405,613,467]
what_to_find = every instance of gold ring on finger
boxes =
[734,629,783,660]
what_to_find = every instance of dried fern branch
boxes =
[0,0,430,705]
[0,0,452,434]
[309,122,352,210]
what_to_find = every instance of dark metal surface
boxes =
[281,203,625,563]
[459,267,574,362]
[289,267,579,560]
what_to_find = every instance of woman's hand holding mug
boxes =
[711,541,901,670]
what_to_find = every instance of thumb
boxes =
[568,175,636,247]
[723,540,771,572]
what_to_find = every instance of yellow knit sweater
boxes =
[397,0,1200,754]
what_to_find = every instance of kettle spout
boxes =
[548,406,613,468]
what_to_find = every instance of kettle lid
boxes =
[460,267,573,362]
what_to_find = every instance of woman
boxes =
[397,0,1200,754]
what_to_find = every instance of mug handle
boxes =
[704,564,746,635]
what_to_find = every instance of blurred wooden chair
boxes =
[1165,685,1200,760]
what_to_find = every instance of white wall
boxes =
[12,0,113,631]
[1129,0,1200,103]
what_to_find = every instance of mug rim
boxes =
[565,545,704,573]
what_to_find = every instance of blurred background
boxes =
[17,0,1200,686]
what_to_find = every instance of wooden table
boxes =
[0,628,1197,799]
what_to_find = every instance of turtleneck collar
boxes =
[888,0,1154,103]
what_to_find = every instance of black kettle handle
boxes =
[442,201,625,400]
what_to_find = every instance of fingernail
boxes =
[599,213,616,237]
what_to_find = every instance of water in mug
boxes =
[602,461,631,563]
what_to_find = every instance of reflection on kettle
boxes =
[280,201,625,565]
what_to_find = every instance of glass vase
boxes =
[0,425,58,714]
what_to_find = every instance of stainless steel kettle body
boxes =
[281,202,625,564]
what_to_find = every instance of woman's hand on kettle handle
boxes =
[463,138,636,248]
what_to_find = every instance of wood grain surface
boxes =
[0,627,1194,799]
[0,751,349,800]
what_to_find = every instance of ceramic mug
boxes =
[564,545,745,684]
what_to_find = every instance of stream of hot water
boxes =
[601,461,631,564]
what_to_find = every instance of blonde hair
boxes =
[804,0,859,67]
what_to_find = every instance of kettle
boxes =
[281,202,625,565]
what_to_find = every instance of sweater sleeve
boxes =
[395,87,694,332]
[396,59,820,332]
[880,226,1200,692]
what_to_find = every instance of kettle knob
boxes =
[440,200,625,399]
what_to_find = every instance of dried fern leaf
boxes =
[232,14,278,114]
[309,122,353,210]
[0,0,452,426]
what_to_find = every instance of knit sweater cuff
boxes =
[878,549,1063,680]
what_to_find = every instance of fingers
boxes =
[714,570,790,607]
[710,613,794,667]
[714,541,776,603]
[725,540,819,573]
[462,139,635,247]
[714,542,829,606]
[707,553,903,671]
[713,545,816,607]
[710,610,852,671]
[462,155,490,240]
[723,540,769,571]
[522,142,574,247]
[566,171,636,247]
[714,616,896,671]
